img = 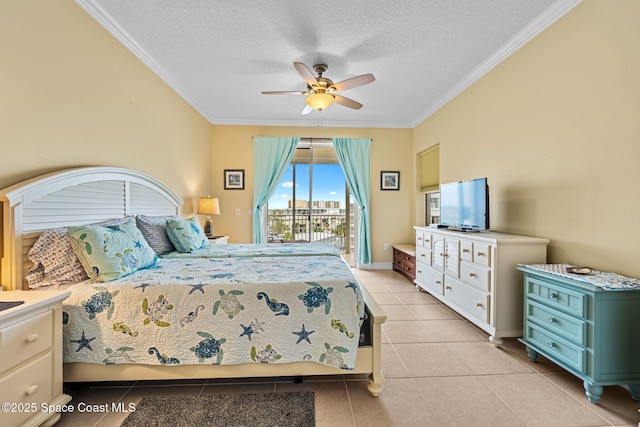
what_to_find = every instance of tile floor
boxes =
[57,269,640,427]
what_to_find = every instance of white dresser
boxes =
[414,226,548,346]
[0,290,71,427]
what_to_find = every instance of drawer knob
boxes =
[436,280,442,285]
[445,285,452,290]
[25,333,40,343]
[477,252,486,256]
[25,385,39,396]
[469,272,476,278]
[420,254,426,257]
[462,249,470,253]
[476,302,484,308]
[548,292,558,299]
[425,239,430,243]
[547,317,555,323]
[547,341,555,348]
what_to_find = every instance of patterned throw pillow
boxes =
[67,218,158,282]
[25,218,132,288]
[165,216,211,252]
[26,228,90,288]
[135,214,178,254]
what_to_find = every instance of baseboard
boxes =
[357,262,393,270]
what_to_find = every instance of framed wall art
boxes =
[224,169,245,190]
[380,171,400,191]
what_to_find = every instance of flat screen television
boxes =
[438,177,489,231]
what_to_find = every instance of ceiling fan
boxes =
[262,62,375,114]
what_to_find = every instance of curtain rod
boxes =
[253,137,372,142]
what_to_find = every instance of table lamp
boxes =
[197,196,220,237]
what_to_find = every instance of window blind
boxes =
[419,145,439,192]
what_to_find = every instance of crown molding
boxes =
[74,0,218,123]
[411,0,583,128]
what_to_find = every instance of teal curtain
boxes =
[333,137,371,264]
[252,136,299,243]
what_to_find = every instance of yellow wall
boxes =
[414,0,640,278]
[210,125,414,264]
[0,0,212,207]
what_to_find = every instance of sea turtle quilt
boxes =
[62,255,364,370]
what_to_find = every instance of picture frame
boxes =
[224,169,245,190]
[380,171,400,191]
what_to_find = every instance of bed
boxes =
[0,167,386,396]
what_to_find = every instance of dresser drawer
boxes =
[416,231,432,248]
[416,246,431,266]
[474,243,491,267]
[526,322,586,373]
[444,277,490,323]
[526,299,587,345]
[416,267,443,295]
[0,352,53,426]
[0,310,52,374]
[460,240,473,262]
[460,262,491,292]
[526,276,586,318]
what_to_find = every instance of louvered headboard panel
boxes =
[0,167,183,291]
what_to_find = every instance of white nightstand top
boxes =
[0,290,70,322]
[208,235,229,244]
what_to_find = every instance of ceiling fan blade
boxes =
[293,62,318,87]
[330,74,375,92]
[334,95,363,110]
[301,104,314,115]
[261,91,306,95]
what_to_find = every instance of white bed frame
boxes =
[0,167,385,396]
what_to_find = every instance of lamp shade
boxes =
[197,197,220,215]
[305,93,335,111]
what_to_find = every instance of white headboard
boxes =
[0,167,183,291]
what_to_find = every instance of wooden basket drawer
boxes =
[526,322,586,373]
[526,299,587,345]
[526,276,586,318]
[0,311,52,374]
[444,277,490,323]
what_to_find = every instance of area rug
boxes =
[121,391,315,427]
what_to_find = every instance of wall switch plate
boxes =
[235,208,241,215]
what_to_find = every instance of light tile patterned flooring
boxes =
[57,269,640,426]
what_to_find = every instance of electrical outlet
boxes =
[235,208,241,215]
[384,243,389,250]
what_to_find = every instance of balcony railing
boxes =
[267,212,351,253]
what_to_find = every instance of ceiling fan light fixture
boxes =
[305,92,335,111]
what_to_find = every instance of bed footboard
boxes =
[64,289,387,396]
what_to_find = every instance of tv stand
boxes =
[414,227,549,346]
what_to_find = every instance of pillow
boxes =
[165,216,211,252]
[135,214,178,254]
[67,218,158,282]
[26,228,90,288]
[25,218,132,288]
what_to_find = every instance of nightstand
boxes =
[0,290,71,427]
[208,235,229,244]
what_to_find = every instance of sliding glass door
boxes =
[266,142,356,264]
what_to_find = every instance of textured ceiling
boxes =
[75,0,581,128]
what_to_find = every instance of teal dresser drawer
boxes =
[526,299,587,345]
[526,275,586,317]
[526,322,586,373]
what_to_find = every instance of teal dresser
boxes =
[518,264,640,404]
